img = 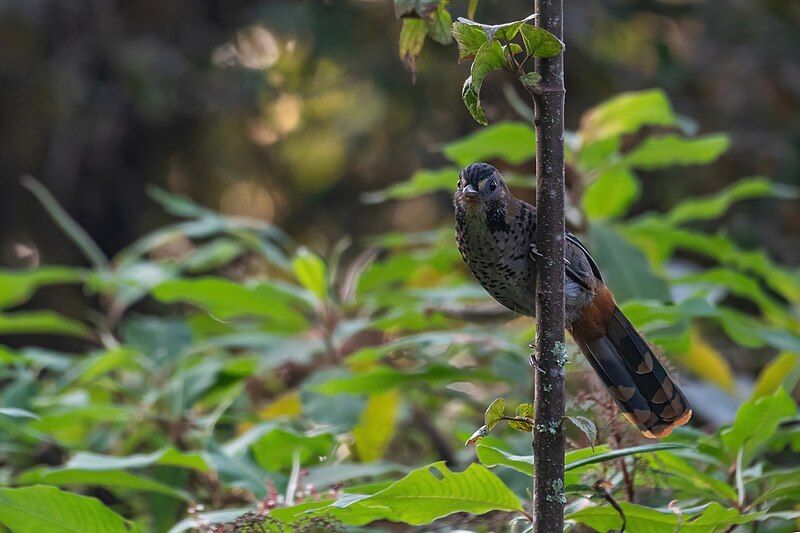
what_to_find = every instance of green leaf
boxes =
[519,71,541,88]
[0,407,38,419]
[509,403,534,432]
[750,352,800,401]
[676,267,793,328]
[354,390,400,462]
[0,267,83,309]
[399,19,428,77]
[461,39,506,125]
[22,176,109,271]
[662,177,795,226]
[721,388,796,461]
[443,122,536,166]
[0,311,89,337]
[564,443,688,471]
[66,448,209,473]
[519,25,564,58]
[183,238,244,273]
[623,133,730,170]
[462,76,486,125]
[566,416,597,446]
[314,365,497,395]
[644,451,738,503]
[586,224,671,302]
[455,14,536,42]
[568,501,748,532]
[250,428,335,472]
[623,220,800,303]
[581,166,641,220]
[579,89,676,144]
[451,20,487,62]
[292,247,328,300]
[484,398,505,431]
[0,485,133,533]
[152,277,309,332]
[476,444,533,475]
[426,3,452,45]
[17,468,191,501]
[362,167,459,203]
[331,462,523,525]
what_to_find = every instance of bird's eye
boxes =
[489,180,497,192]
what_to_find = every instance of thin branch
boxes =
[530,0,567,530]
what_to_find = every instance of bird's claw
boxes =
[529,354,546,374]
[530,243,572,265]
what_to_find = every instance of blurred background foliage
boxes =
[2,0,800,531]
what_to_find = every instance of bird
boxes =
[454,162,691,439]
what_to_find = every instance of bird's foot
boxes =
[530,243,571,265]
[528,351,546,374]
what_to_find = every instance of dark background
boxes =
[2,0,798,269]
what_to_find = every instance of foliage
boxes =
[1,87,799,532]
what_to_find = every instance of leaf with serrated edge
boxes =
[452,21,487,62]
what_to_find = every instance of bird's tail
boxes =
[572,305,692,439]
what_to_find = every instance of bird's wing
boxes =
[566,231,603,282]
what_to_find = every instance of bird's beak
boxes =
[463,184,479,199]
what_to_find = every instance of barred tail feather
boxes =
[573,306,692,439]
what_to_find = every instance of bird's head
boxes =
[454,163,510,213]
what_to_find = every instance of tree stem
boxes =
[530,0,566,530]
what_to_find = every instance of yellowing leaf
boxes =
[751,352,800,401]
[259,391,302,420]
[354,390,400,462]
[681,328,736,393]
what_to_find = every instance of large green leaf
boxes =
[362,168,459,203]
[331,462,523,525]
[17,468,191,501]
[662,177,795,226]
[0,485,133,533]
[581,166,641,220]
[250,428,336,472]
[586,224,670,302]
[454,14,536,42]
[623,221,800,303]
[152,277,309,332]
[0,267,83,309]
[442,122,536,166]
[314,364,497,395]
[579,89,676,144]
[0,311,89,337]
[623,133,730,170]
[65,448,209,473]
[644,451,738,503]
[568,501,751,532]
[476,444,533,475]
[721,388,796,461]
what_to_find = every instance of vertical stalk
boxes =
[530,0,566,530]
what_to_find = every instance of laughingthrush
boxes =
[454,162,692,438]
